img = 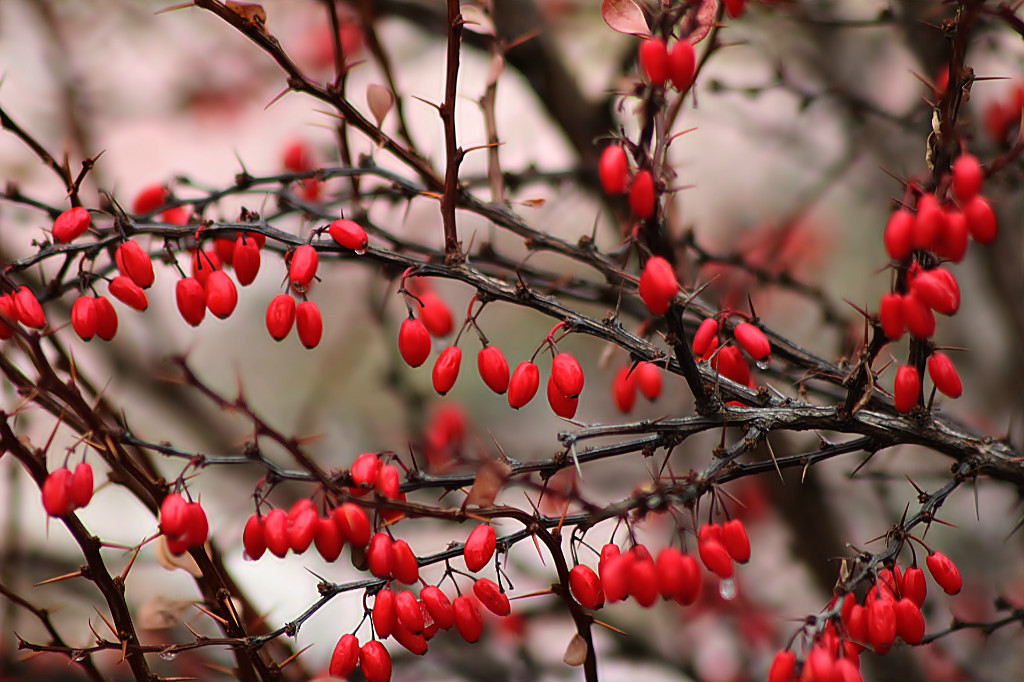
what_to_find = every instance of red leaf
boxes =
[601,0,650,37]
[687,0,719,44]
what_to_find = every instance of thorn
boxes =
[593,618,628,635]
[34,569,84,587]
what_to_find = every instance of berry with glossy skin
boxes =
[952,152,983,203]
[329,633,359,678]
[551,352,585,399]
[546,374,579,418]
[478,345,510,394]
[508,361,540,409]
[265,294,296,341]
[359,640,392,682]
[879,293,905,340]
[286,500,317,554]
[71,296,98,341]
[263,508,289,558]
[350,453,380,494]
[328,218,369,252]
[0,295,15,339]
[628,554,659,607]
[635,361,662,401]
[893,364,920,414]
[453,595,484,643]
[418,291,453,337]
[638,38,669,87]
[926,551,962,595]
[375,463,400,499]
[335,503,371,546]
[569,564,604,609]
[392,622,428,655]
[242,513,267,560]
[629,169,656,219]
[868,596,897,654]
[175,277,207,327]
[963,195,997,244]
[901,566,927,607]
[191,248,222,286]
[109,276,149,311]
[288,245,318,290]
[295,300,322,348]
[612,365,637,413]
[372,588,397,638]
[722,519,751,563]
[902,292,935,339]
[639,256,678,315]
[53,207,91,243]
[927,351,962,398]
[698,534,734,579]
[598,549,632,603]
[894,598,925,645]
[914,194,946,251]
[473,577,511,616]
[884,209,915,261]
[768,650,797,682]
[69,462,94,508]
[116,241,155,288]
[911,268,958,315]
[599,145,629,195]
[399,317,431,367]
[232,235,261,286]
[42,467,75,516]
[935,208,970,262]
[734,322,770,362]
[712,345,751,386]
[93,296,117,340]
[368,532,394,578]
[390,539,419,584]
[204,270,238,319]
[669,40,696,92]
[692,318,719,357]
[396,590,425,633]
[133,184,168,214]
[464,524,496,572]
[420,585,455,629]
[13,286,46,328]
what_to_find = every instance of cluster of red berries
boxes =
[159,493,210,556]
[41,462,94,517]
[769,552,962,682]
[879,151,994,414]
[568,520,750,611]
[611,360,662,413]
[691,316,772,389]
[242,500,371,562]
[0,286,49,338]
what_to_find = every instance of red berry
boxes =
[214,236,236,266]
[478,345,510,394]
[910,268,958,315]
[350,453,381,494]
[879,293,905,340]
[669,40,696,92]
[635,361,662,401]
[115,241,155,288]
[599,550,632,603]
[894,598,925,645]
[893,364,920,414]
[884,209,915,261]
[901,566,927,607]
[399,317,431,367]
[374,463,400,499]
[768,650,796,682]
[242,513,267,560]
[232,235,261,286]
[733,322,770,362]
[546,374,579,418]
[288,244,318,290]
[335,503,371,546]
[328,218,369,252]
[867,596,897,654]
[372,589,398,638]
[177,501,208,550]
[396,590,425,633]
[951,153,983,203]
[934,208,969,262]
[722,519,751,563]
[639,256,677,315]
[204,270,238,319]
[638,38,669,87]
[453,594,483,643]
[0,295,15,339]
[655,547,690,601]
[329,633,359,678]
[265,294,296,341]
[612,365,637,413]
[914,194,946,251]
[92,296,118,340]
[569,564,604,609]
[963,195,997,243]
[392,622,428,655]
[191,248,222,286]
[418,291,453,337]
[358,640,392,682]
[69,462,94,508]
[133,184,168,214]
[926,551,962,595]
[420,585,455,629]
[712,345,751,386]
[508,361,540,409]
[599,145,629,195]
[902,292,935,339]
[109,276,149,311]
[692,318,719,357]
[71,296,98,341]
[927,351,962,398]
[368,532,393,578]
[629,169,656,219]
[390,538,419,584]
[175,277,207,327]
[295,300,323,348]
[473,577,511,616]
[13,286,46,328]
[628,555,659,607]
[282,139,314,172]
[264,508,289,557]
[53,207,91,243]
[464,524,496,572]
[723,0,746,18]
[42,467,74,516]
[286,501,317,554]
[313,515,343,561]
[697,536,733,578]
[551,352,584,399]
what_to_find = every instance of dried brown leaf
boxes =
[601,0,650,37]
[563,633,588,666]
[367,84,394,128]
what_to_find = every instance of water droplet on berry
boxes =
[355,247,367,255]
[718,578,737,600]
[755,359,769,370]
[159,650,179,661]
